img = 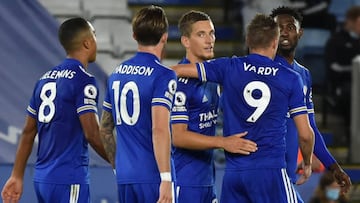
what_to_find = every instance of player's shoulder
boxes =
[293,60,309,72]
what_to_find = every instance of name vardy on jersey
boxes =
[243,62,279,76]
[114,64,154,76]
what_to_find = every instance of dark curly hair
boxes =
[270,6,303,25]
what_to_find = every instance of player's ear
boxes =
[160,33,168,44]
[298,28,304,40]
[83,38,90,49]
[181,35,190,48]
[272,38,279,51]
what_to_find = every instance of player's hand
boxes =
[157,181,172,203]
[1,176,23,203]
[331,165,352,194]
[223,131,257,155]
[296,164,312,185]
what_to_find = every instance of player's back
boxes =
[198,54,307,170]
[104,52,176,184]
[28,58,98,184]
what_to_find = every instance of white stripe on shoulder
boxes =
[171,115,189,122]
[78,65,94,77]
[27,106,37,116]
[289,106,307,115]
[198,62,207,82]
[77,105,98,114]
[103,101,112,109]
[152,98,172,109]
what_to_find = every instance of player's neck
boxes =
[66,54,88,69]
[251,49,276,60]
[138,44,164,61]
[277,50,295,65]
[185,53,204,64]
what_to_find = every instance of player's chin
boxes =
[89,56,96,63]
[202,52,214,60]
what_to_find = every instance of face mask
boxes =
[325,188,340,200]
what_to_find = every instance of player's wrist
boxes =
[160,172,172,182]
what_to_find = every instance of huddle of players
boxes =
[1,4,351,203]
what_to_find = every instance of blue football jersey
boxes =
[196,54,307,170]
[275,55,336,183]
[27,58,99,184]
[171,58,220,187]
[103,52,177,184]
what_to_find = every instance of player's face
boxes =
[87,22,97,62]
[186,20,215,61]
[274,14,302,53]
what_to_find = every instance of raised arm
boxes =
[171,63,199,78]
[293,113,314,185]
[1,116,37,202]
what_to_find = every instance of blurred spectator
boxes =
[309,171,349,203]
[289,0,337,32]
[324,6,360,143]
[240,0,289,31]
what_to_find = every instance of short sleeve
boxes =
[288,73,307,117]
[171,79,191,124]
[197,57,232,84]
[76,77,99,115]
[151,70,177,111]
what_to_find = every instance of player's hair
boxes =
[178,10,212,37]
[346,6,360,21]
[270,6,303,26]
[132,5,168,46]
[246,14,279,50]
[58,17,91,53]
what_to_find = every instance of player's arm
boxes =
[308,113,352,193]
[79,112,109,163]
[152,105,172,202]
[293,113,314,185]
[99,110,116,168]
[1,115,37,202]
[172,123,257,154]
[171,64,199,78]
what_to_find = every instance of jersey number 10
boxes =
[112,81,140,125]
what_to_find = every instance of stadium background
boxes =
[0,0,360,202]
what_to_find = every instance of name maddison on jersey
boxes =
[243,62,279,76]
[40,69,76,80]
[114,64,154,76]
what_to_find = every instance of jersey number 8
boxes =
[38,82,56,123]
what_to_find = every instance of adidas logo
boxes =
[202,95,208,103]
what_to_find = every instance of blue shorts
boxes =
[117,183,176,203]
[220,168,299,203]
[34,182,90,203]
[176,185,218,203]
